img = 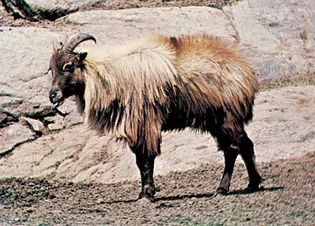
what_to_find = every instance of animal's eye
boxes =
[63,62,74,72]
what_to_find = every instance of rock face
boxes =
[0,1,314,183]
[0,123,35,156]
[230,0,314,80]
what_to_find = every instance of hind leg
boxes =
[239,133,262,191]
[216,125,261,194]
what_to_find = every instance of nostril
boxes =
[49,91,56,98]
[49,90,57,101]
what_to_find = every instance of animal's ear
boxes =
[79,52,88,61]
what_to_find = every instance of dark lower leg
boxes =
[239,134,262,191]
[135,152,156,200]
[217,149,239,194]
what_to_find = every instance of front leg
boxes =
[217,148,238,194]
[134,150,156,201]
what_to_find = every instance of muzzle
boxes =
[49,89,64,108]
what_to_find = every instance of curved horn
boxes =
[62,33,96,53]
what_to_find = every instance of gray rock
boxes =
[0,28,82,129]
[249,0,314,48]
[223,2,280,54]
[224,0,315,80]
[0,123,35,156]
[0,3,314,183]
[47,118,65,131]
[66,6,235,44]
[20,117,45,133]
[26,0,105,20]
[0,27,59,88]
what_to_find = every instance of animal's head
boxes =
[48,33,96,109]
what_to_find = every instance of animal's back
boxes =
[163,35,258,95]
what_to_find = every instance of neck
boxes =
[75,85,85,114]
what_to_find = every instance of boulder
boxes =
[0,3,314,183]
[224,0,314,80]
[0,123,35,156]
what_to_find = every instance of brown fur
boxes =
[73,35,259,155]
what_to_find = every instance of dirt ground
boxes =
[0,152,314,225]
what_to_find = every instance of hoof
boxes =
[245,182,261,193]
[246,175,263,192]
[137,197,154,204]
[138,193,154,202]
[215,187,228,196]
[138,187,155,202]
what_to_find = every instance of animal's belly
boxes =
[161,107,224,132]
